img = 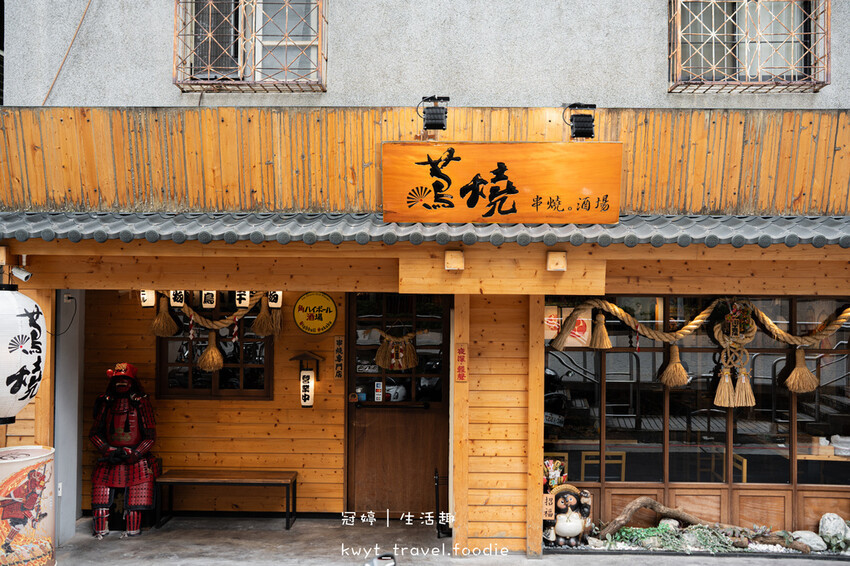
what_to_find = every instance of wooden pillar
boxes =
[22,289,55,447]
[452,294,470,554]
[526,295,544,556]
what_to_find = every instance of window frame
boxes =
[669,0,830,93]
[174,0,327,93]
[155,293,275,400]
[544,294,850,487]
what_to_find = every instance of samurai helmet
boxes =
[105,362,144,397]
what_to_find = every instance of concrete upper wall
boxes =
[4,1,849,109]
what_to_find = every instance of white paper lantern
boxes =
[300,370,315,408]
[0,285,46,424]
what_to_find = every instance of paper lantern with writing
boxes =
[0,285,46,424]
[300,370,315,408]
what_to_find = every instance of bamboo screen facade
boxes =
[669,0,830,93]
[173,0,327,92]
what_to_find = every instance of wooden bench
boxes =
[155,469,297,530]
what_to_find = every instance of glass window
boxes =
[670,351,727,482]
[605,351,664,482]
[544,350,600,482]
[156,291,273,399]
[797,353,850,485]
[349,293,449,404]
[733,352,790,484]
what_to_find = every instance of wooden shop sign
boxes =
[382,142,622,224]
[455,343,468,383]
[293,292,337,335]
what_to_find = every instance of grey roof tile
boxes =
[0,212,849,248]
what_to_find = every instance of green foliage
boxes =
[821,533,848,552]
[683,524,737,554]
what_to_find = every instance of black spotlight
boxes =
[419,96,450,130]
[563,103,596,139]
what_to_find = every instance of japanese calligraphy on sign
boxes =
[455,343,468,383]
[300,370,315,407]
[333,336,344,381]
[293,292,337,335]
[382,142,622,224]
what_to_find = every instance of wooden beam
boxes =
[18,256,400,292]
[452,294,470,555]
[7,239,850,264]
[399,252,606,295]
[526,295,544,557]
[606,260,850,295]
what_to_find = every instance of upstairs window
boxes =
[669,0,829,93]
[174,0,327,93]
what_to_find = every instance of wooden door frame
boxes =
[345,292,452,514]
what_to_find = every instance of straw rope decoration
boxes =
[550,297,850,396]
[149,291,279,372]
[374,329,428,371]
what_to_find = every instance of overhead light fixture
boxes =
[562,103,596,139]
[418,95,450,130]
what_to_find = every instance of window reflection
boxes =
[544,351,600,482]
[733,353,790,484]
[797,353,850,484]
[605,351,664,482]
[669,351,727,482]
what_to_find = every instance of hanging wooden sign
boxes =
[382,142,622,224]
[333,335,345,380]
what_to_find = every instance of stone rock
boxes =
[586,536,605,548]
[639,536,662,549]
[819,513,849,541]
[659,518,680,530]
[792,530,827,552]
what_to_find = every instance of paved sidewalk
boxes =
[57,517,850,566]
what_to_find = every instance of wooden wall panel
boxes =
[605,487,665,527]
[465,295,529,552]
[732,489,792,532]
[796,490,850,532]
[669,488,728,525]
[1,107,848,215]
[82,290,346,514]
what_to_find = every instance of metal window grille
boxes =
[669,0,829,93]
[174,0,327,93]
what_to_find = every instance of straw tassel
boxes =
[714,368,735,407]
[251,295,276,337]
[197,330,224,372]
[150,296,178,337]
[550,308,583,351]
[734,367,756,407]
[588,313,611,350]
[659,344,689,388]
[785,348,819,393]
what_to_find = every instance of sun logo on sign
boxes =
[7,335,30,355]
[406,186,433,209]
